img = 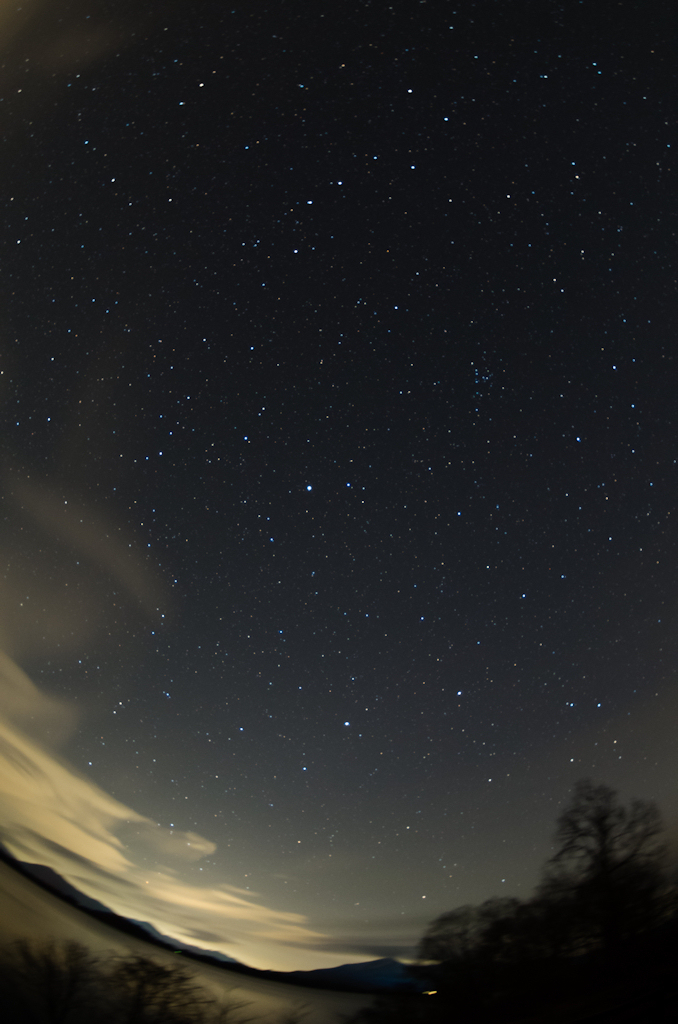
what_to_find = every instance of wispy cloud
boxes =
[0,650,331,970]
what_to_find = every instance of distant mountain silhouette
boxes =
[18,862,114,914]
[0,843,423,993]
[128,919,241,964]
[284,957,422,992]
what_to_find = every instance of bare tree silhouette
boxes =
[107,953,218,1024]
[539,778,668,950]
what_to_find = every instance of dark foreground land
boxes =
[0,855,371,1024]
[1,919,676,1024]
[347,917,678,1024]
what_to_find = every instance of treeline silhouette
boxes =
[0,940,309,1024]
[351,779,678,1023]
[3,780,676,1024]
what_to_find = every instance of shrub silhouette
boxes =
[107,953,217,1024]
[0,942,300,1024]
[0,939,103,1024]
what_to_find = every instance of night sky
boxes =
[0,0,676,972]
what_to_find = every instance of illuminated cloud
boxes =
[0,649,78,747]
[0,475,344,969]
[0,650,329,970]
[119,821,218,863]
[0,1,152,81]
[0,468,169,667]
[8,472,167,618]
